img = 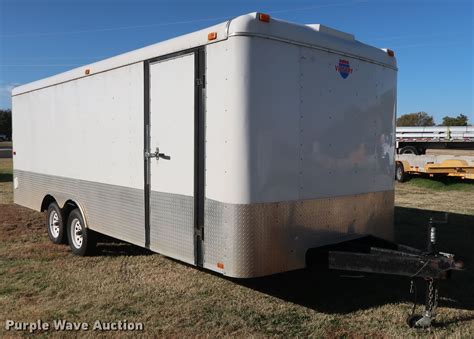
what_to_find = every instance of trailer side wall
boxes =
[13,63,145,247]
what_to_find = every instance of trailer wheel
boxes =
[399,146,419,155]
[67,208,96,256]
[46,202,66,244]
[395,162,409,183]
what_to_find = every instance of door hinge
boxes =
[195,76,205,87]
[195,227,204,240]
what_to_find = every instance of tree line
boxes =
[397,112,470,127]
[0,109,12,139]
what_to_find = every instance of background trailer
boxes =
[12,12,397,278]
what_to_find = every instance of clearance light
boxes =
[217,262,224,269]
[386,49,395,57]
[258,13,270,22]
[208,32,217,41]
[85,69,91,75]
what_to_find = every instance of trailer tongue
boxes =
[319,216,464,328]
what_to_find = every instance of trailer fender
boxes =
[41,192,90,229]
[396,160,411,173]
[62,199,90,230]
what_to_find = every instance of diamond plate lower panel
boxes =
[13,170,394,279]
[203,198,225,271]
[149,191,194,264]
[203,191,394,278]
[13,170,145,247]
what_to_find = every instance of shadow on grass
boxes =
[0,173,12,182]
[235,206,473,316]
[94,206,473,320]
[94,234,153,257]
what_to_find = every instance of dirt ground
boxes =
[0,164,473,336]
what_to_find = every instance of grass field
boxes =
[0,159,13,204]
[1,158,473,337]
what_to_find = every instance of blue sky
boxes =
[0,0,472,123]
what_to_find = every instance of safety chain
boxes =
[426,279,439,317]
[409,279,417,316]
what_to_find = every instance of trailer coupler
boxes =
[323,217,464,328]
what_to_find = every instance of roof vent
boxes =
[306,24,355,41]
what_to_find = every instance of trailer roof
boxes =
[12,12,397,96]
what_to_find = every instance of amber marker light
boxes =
[258,13,270,22]
[208,32,217,41]
[85,69,91,75]
[386,49,395,57]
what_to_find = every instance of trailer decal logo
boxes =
[335,59,352,79]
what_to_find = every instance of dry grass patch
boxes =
[0,178,473,336]
[395,181,474,215]
[0,182,12,204]
[0,158,13,204]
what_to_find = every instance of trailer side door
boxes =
[145,50,205,266]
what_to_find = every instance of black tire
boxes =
[67,208,96,256]
[46,202,66,244]
[399,146,419,155]
[395,162,409,183]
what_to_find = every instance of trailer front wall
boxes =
[204,36,396,277]
[12,63,146,247]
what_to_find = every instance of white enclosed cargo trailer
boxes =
[12,12,397,278]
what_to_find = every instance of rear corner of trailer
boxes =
[10,84,30,209]
[211,13,398,277]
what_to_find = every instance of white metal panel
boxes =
[237,39,301,202]
[299,46,396,197]
[206,36,396,204]
[205,38,255,204]
[12,63,144,189]
[149,54,195,196]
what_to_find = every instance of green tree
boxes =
[440,114,469,126]
[396,112,435,126]
[0,109,12,139]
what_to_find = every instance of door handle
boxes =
[145,147,171,160]
[158,152,171,160]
